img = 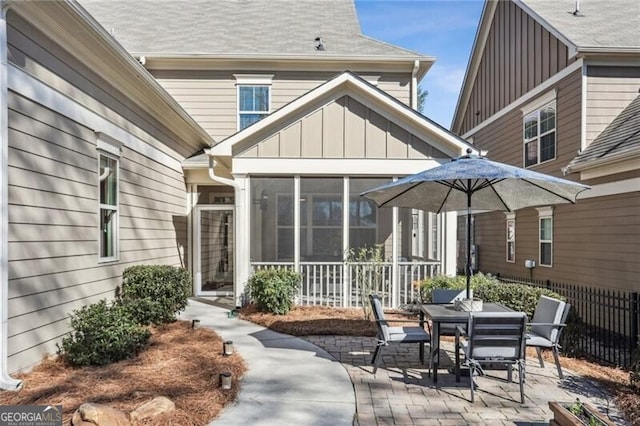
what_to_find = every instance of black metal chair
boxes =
[369,294,431,375]
[455,311,528,403]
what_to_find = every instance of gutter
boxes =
[0,1,23,390]
[204,149,239,190]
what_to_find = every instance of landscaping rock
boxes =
[129,396,175,421]
[72,403,130,426]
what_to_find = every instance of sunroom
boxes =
[184,72,476,308]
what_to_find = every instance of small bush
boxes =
[59,300,150,366]
[120,265,191,325]
[247,268,301,315]
[473,279,563,319]
[418,272,499,303]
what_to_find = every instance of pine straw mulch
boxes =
[240,304,640,426]
[0,321,246,426]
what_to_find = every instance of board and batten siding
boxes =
[585,66,640,145]
[6,12,190,373]
[459,1,572,135]
[152,69,411,143]
[238,95,445,159]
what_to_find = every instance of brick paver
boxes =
[305,336,626,425]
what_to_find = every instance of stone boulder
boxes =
[71,403,130,426]
[129,396,175,422]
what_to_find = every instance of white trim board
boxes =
[577,178,640,199]
[8,65,183,171]
[462,59,583,139]
[232,158,444,176]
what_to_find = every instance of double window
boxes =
[235,75,273,130]
[523,101,556,167]
[99,153,119,261]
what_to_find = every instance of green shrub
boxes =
[473,279,563,319]
[247,268,302,315]
[346,244,385,320]
[59,300,150,366]
[119,265,191,325]
[418,272,499,303]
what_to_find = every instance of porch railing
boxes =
[250,261,440,308]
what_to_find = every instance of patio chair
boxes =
[369,294,431,375]
[526,295,571,379]
[429,288,472,336]
[455,311,528,403]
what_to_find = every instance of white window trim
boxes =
[523,99,557,168]
[235,75,273,131]
[505,212,515,263]
[520,89,557,116]
[98,149,120,263]
[536,206,554,267]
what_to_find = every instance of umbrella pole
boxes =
[466,186,472,299]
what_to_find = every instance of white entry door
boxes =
[195,206,234,296]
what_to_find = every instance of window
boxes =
[523,101,556,167]
[235,75,273,130]
[99,153,118,261]
[505,213,515,263]
[537,207,553,267]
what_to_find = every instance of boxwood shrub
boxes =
[119,265,192,325]
[247,268,302,315]
[59,300,150,366]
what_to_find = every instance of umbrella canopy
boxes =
[361,152,591,298]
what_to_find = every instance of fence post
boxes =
[631,292,639,352]
[546,279,551,290]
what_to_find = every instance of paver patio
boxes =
[306,336,627,425]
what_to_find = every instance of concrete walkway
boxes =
[181,299,626,425]
[180,299,356,426]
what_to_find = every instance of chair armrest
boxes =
[375,319,422,324]
[527,322,567,327]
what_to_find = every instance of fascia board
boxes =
[210,72,476,158]
[566,150,640,175]
[10,1,214,151]
[451,1,498,133]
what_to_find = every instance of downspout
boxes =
[204,150,239,191]
[0,2,22,389]
[411,59,419,109]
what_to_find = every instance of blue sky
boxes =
[355,0,485,129]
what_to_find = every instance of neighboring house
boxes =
[451,0,639,292]
[1,0,475,381]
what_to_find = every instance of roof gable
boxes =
[210,72,474,160]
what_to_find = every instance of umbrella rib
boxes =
[523,179,578,203]
[377,181,423,208]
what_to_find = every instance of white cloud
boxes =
[424,64,466,94]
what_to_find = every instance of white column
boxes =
[342,177,349,307]
[442,211,458,276]
[391,207,399,307]
[293,176,300,272]
[233,175,250,307]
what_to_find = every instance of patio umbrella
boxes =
[361,150,590,299]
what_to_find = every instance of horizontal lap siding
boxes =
[471,193,639,292]
[585,66,640,145]
[153,70,411,142]
[6,14,189,372]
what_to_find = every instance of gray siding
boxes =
[459,1,572,135]
[6,12,189,372]
[585,66,640,145]
[238,96,445,159]
[152,70,411,142]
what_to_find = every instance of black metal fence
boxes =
[496,274,639,368]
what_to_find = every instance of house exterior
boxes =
[1,0,475,381]
[451,0,640,292]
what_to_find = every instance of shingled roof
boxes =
[519,0,640,52]
[79,0,426,59]
[567,95,640,171]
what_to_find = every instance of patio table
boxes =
[420,302,512,382]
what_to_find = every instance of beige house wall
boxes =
[6,11,190,373]
[238,95,446,159]
[585,66,640,145]
[151,69,411,143]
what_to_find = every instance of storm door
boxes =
[195,206,234,296]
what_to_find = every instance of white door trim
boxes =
[194,205,235,297]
